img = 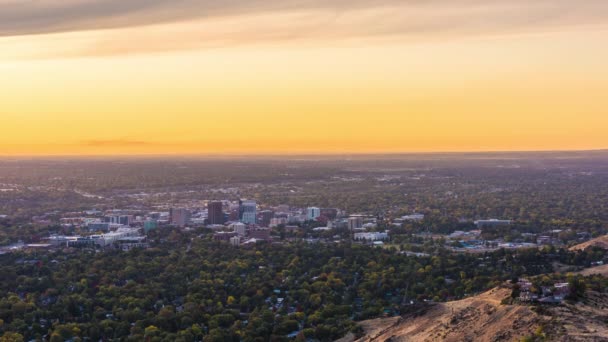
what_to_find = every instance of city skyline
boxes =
[2,1,608,155]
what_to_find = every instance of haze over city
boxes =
[1,0,608,155]
[3,2,608,342]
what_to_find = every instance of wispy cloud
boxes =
[83,139,153,147]
[2,0,608,38]
[1,1,607,59]
[0,0,383,36]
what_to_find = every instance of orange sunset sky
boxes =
[1,0,607,155]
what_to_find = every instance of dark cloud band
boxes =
[1,0,607,37]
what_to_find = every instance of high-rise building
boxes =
[242,212,256,225]
[320,208,339,220]
[258,210,274,227]
[207,201,224,225]
[306,207,321,220]
[348,216,364,230]
[228,208,240,221]
[239,200,257,224]
[170,208,191,227]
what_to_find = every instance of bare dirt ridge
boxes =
[570,235,608,251]
[345,287,608,342]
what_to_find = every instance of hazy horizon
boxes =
[2,148,608,161]
[2,1,607,155]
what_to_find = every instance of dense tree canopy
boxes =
[0,227,606,341]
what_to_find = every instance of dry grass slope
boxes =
[347,287,608,342]
[576,264,608,277]
[570,235,608,251]
[352,288,541,342]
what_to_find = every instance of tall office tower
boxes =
[306,207,321,220]
[170,208,191,227]
[239,200,257,224]
[320,208,339,220]
[258,210,274,227]
[348,216,364,230]
[228,208,240,221]
[207,201,224,225]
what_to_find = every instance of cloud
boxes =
[1,0,607,38]
[0,0,384,36]
[1,1,607,59]
[83,139,154,147]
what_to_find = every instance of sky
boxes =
[1,0,607,155]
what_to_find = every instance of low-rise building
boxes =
[401,213,425,221]
[354,232,389,241]
[475,219,512,229]
[118,236,149,251]
[214,231,238,241]
[269,217,288,227]
[230,236,241,246]
[230,222,247,236]
[87,222,110,232]
[249,228,272,241]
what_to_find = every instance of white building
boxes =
[401,213,425,221]
[190,217,207,225]
[362,222,377,229]
[230,222,247,236]
[47,235,70,246]
[288,214,305,224]
[354,232,389,241]
[230,236,241,247]
[99,227,141,246]
[306,207,321,220]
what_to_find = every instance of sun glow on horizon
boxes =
[1,2,607,155]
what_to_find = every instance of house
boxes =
[518,278,570,303]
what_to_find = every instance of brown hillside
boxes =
[570,235,608,251]
[345,287,608,342]
[576,264,608,277]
